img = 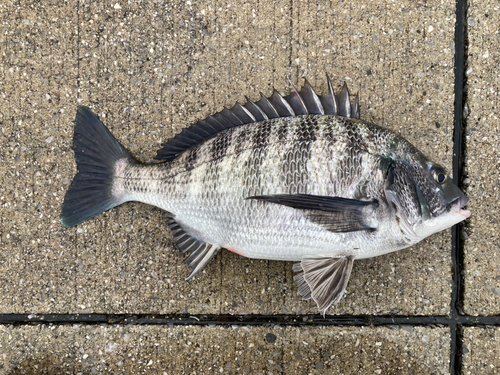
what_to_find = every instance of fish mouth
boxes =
[451,195,471,219]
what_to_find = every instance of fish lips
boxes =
[451,195,471,219]
[439,179,471,220]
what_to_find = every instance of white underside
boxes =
[130,190,415,262]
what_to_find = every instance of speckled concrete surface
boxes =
[462,327,500,375]
[462,0,500,315]
[0,1,79,314]
[0,325,449,374]
[0,0,484,372]
[0,0,457,316]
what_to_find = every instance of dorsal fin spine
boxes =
[351,93,360,118]
[221,108,244,125]
[284,80,309,115]
[319,73,339,115]
[244,96,269,121]
[300,78,325,115]
[231,103,256,123]
[269,90,295,117]
[337,82,351,118]
[256,92,280,118]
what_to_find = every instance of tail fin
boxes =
[61,106,137,227]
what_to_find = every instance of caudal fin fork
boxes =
[61,106,136,227]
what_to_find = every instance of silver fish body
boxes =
[120,116,407,260]
[61,79,470,313]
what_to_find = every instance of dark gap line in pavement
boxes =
[451,0,468,321]
[450,0,469,371]
[1,314,500,326]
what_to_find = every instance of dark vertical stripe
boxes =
[282,117,319,194]
[343,120,358,146]
[211,130,232,161]
[185,146,199,171]
[323,116,338,143]
[299,116,318,143]
[285,141,313,194]
[252,119,273,148]
[338,118,371,153]
[241,120,274,195]
[243,148,267,195]
[276,117,290,142]
[233,125,249,155]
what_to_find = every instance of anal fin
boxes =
[293,256,354,315]
[168,218,221,279]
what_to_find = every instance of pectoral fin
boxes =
[293,256,354,314]
[247,194,378,233]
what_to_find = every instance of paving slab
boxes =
[462,0,500,315]
[0,1,79,313]
[0,324,449,374]
[462,327,500,375]
[0,0,457,315]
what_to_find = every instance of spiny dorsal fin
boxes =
[155,75,360,161]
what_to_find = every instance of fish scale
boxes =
[61,78,470,314]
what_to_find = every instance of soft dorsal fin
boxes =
[293,256,355,315]
[168,218,221,279]
[155,75,360,161]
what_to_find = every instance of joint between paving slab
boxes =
[1,313,500,327]
[450,0,469,372]
[451,0,469,319]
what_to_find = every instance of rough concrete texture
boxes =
[462,0,500,315]
[0,0,458,316]
[0,324,449,374]
[462,327,500,375]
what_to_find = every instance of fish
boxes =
[61,75,470,314]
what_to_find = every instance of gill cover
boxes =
[384,162,420,241]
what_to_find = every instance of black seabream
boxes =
[61,76,470,314]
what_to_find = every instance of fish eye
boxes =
[431,167,447,184]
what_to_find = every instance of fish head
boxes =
[384,155,470,242]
